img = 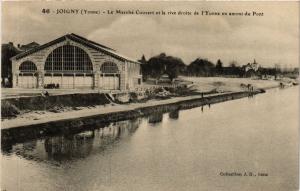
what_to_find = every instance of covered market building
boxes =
[11,33,142,91]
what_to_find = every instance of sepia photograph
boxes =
[1,1,299,191]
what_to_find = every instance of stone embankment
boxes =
[1,90,263,143]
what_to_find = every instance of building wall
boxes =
[126,61,142,89]
[11,38,142,91]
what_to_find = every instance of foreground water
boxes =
[1,87,299,191]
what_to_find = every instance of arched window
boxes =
[19,61,37,72]
[44,45,93,73]
[100,62,119,73]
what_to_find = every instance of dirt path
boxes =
[1,92,229,130]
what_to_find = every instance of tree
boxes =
[147,53,167,83]
[227,60,242,76]
[274,63,281,79]
[2,43,20,87]
[215,59,223,75]
[187,58,215,77]
[138,55,147,64]
[146,53,186,82]
[139,55,150,81]
[229,60,238,68]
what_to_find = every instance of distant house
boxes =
[17,42,40,51]
[10,33,142,90]
[243,59,259,77]
[244,59,259,72]
[159,74,171,83]
[261,74,275,80]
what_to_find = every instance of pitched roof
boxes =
[12,33,139,63]
[70,33,115,51]
[24,41,40,46]
[18,42,40,51]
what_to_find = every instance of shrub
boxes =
[1,101,20,118]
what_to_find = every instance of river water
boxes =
[1,87,299,191]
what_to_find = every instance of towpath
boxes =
[1,92,230,130]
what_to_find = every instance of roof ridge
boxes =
[11,33,139,64]
[70,33,115,51]
[13,36,66,60]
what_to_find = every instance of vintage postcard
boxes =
[1,1,299,191]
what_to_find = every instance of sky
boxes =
[2,1,299,68]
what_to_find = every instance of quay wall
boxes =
[1,93,111,118]
[1,91,262,143]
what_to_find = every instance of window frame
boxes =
[44,45,93,73]
[100,62,119,74]
[19,61,37,73]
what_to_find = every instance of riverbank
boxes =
[2,84,298,191]
[180,76,281,92]
[2,75,289,133]
[1,90,262,142]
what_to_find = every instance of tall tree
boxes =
[147,53,167,82]
[139,55,150,81]
[215,59,223,75]
[138,55,147,64]
[2,43,20,87]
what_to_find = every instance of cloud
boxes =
[88,7,298,67]
[3,1,299,67]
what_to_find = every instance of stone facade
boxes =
[11,34,142,91]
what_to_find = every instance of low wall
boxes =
[1,93,111,118]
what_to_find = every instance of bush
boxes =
[1,101,20,118]
[129,92,138,100]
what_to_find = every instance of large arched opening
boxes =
[44,45,93,88]
[18,61,38,88]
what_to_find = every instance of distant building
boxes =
[11,33,142,90]
[243,59,259,77]
[17,42,40,51]
[244,59,259,72]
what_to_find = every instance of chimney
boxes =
[18,44,21,48]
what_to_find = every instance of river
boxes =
[1,87,299,191]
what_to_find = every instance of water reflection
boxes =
[0,99,236,162]
[2,119,141,163]
[1,87,298,191]
[169,110,179,119]
[148,113,163,123]
[44,134,94,161]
